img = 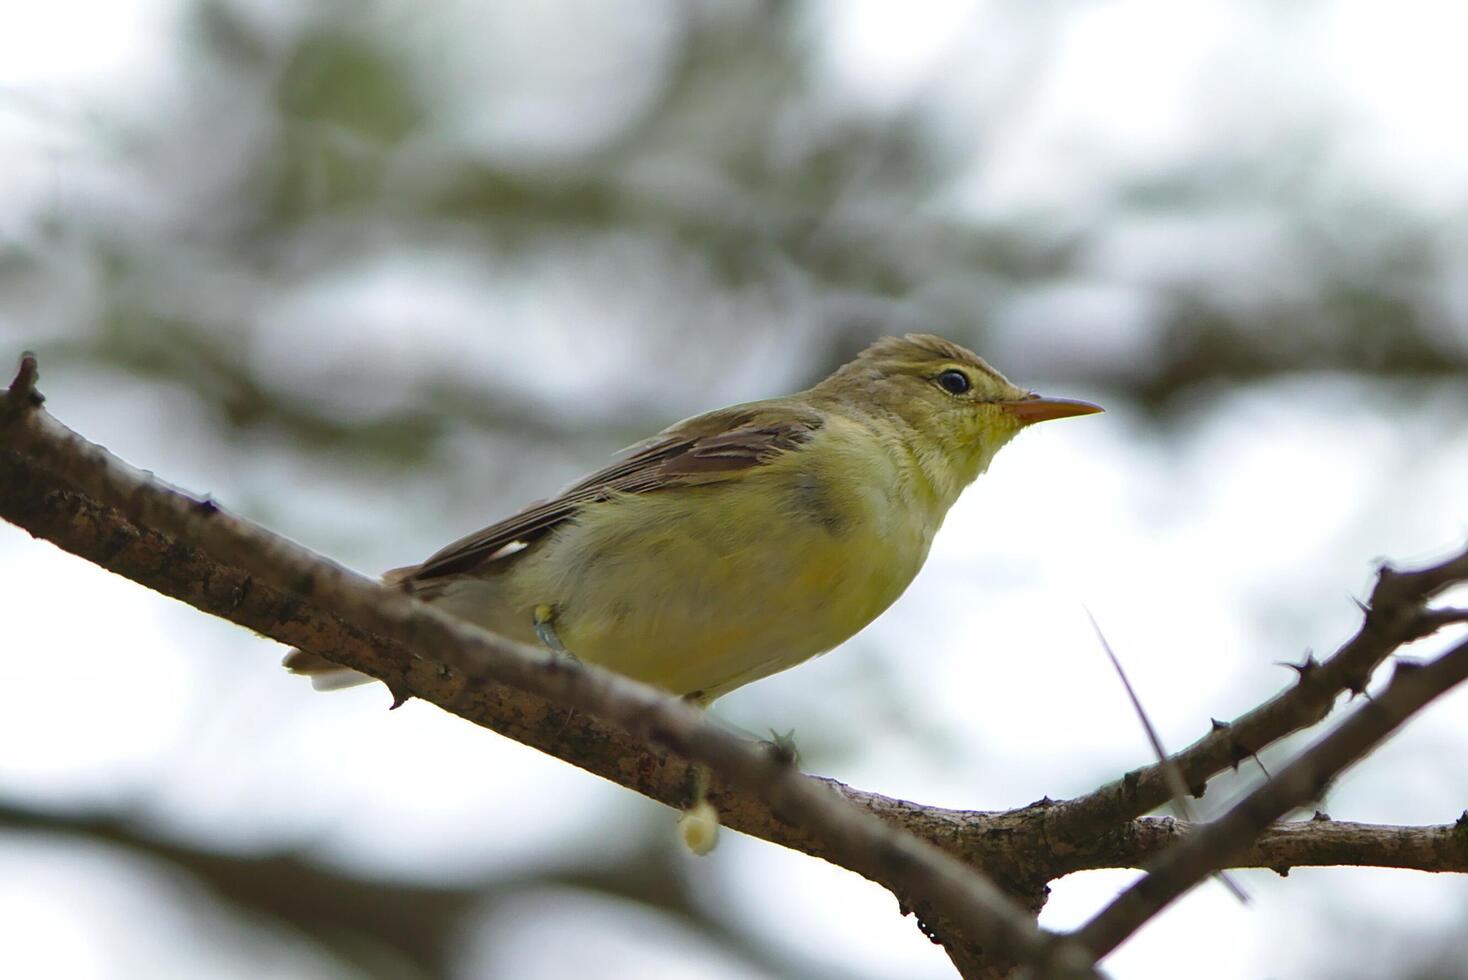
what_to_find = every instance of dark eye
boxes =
[936,369,972,395]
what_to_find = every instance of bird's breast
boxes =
[493,423,946,699]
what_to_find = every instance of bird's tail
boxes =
[282,563,421,691]
[280,649,376,690]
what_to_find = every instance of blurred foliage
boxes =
[0,794,875,980]
[5,0,1463,464]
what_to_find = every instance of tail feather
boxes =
[281,649,375,691]
[282,567,418,692]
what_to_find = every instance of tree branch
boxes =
[1075,640,1468,959]
[1057,815,1468,877]
[0,357,1092,978]
[6,352,1468,978]
[1041,545,1468,853]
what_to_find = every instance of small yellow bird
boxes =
[285,334,1100,703]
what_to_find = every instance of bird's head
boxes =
[813,333,1102,496]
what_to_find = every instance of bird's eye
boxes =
[936,369,972,395]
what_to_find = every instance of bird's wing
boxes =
[398,402,824,583]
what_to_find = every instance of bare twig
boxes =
[1074,639,1468,960]
[1043,546,1468,851]
[1068,814,1468,876]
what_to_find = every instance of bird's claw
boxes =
[533,603,581,667]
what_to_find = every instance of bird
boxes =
[284,334,1101,704]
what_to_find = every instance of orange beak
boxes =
[1000,395,1104,425]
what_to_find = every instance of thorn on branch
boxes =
[1210,718,1230,732]
[1456,811,1468,832]
[1087,610,1211,826]
[1312,810,1332,822]
[5,352,44,410]
[1272,866,1291,878]
[388,684,412,709]
[1276,652,1320,679]
[1227,736,1257,772]
[192,495,220,516]
[763,729,800,767]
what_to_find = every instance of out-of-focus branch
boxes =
[1041,544,1468,853]
[1075,640,1468,959]
[0,794,871,980]
[0,795,469,977]
[0,356,1089,980]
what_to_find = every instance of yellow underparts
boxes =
[433,415,971,703]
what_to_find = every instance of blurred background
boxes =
[3,1,1468,977]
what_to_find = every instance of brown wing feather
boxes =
[403,403,822,582]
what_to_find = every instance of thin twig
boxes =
[1057,814,1468,876]
[1073,639,1468,960]
[1044,546,1468,850]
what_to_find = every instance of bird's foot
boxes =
[532,603,582,669]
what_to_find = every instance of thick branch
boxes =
[0,360,1089,978]
[1075,640,1468,959]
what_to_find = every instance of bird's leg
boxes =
[532,603,581,667]
[762,728,801,767]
